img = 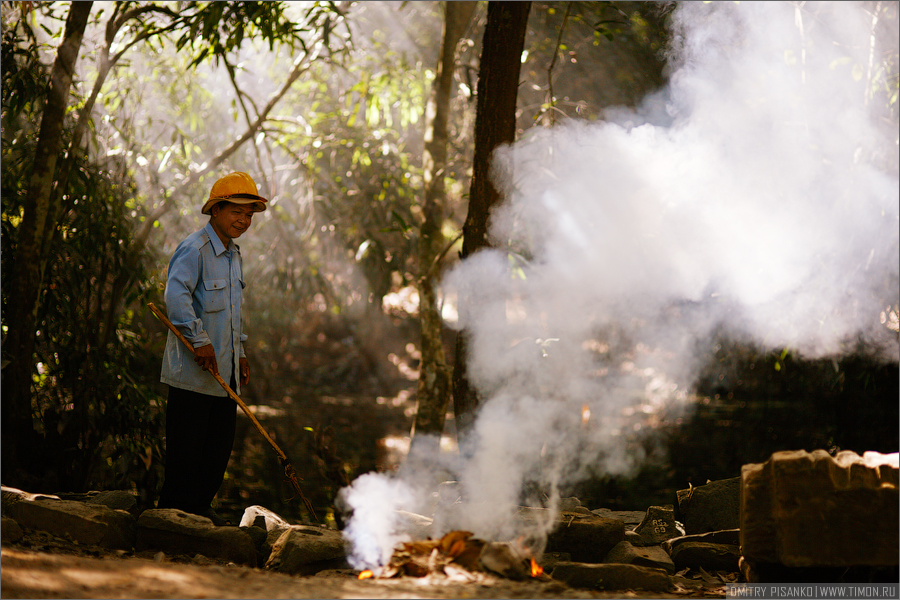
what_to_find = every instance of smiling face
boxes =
[209,201,255,245]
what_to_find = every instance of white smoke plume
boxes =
[340,2,898,569]
[339,472,424,570]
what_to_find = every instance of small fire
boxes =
[358,569,374,580]
[530,557,543,577]
[581,403,591,424]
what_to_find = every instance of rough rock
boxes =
[558,497,579,512]
[86,490,140,517]
[741,449,899,568]
[662,528,740,553]
[539,552,571,572]
[604,540,676,574]
[240,524,271,563]
[557,497,592,515]
[632,506,681,545]
[543,513,625,563]
[676,477,740,535]
[2,516,24,543]
[240,523,269,547]
[5,496,135,550]
[663,529,741,571]
[624,530,643,545]
[264,524,348,575]
[669,541,740,572]
[136,509,256,566]
[591,509,646,529]
[549,561,672,592]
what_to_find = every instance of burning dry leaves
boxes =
[355,530,741,598]
[359,530,547,583]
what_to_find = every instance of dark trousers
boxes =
[157,382,237,514]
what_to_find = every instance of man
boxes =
[157,172,267,525]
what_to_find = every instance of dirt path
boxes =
[1,545,724,599]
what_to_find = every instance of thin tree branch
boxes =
[545,1,572,126]
[132,35,325,248]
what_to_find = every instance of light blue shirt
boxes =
[160,221,247,396]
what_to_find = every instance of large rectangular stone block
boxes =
[7,497,135,550]
[741,450,899,568]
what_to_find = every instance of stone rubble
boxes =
[2,448,896,591]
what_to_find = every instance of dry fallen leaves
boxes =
[372,530,539,581]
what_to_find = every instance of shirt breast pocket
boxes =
[201,278,227,313]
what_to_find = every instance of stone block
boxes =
[741,449,899,567]
[676,477,740,534]
[663,528,740,553]
[669,541,740,572]
[549,561,672,592]
[544,514,625,563]
[591,509,646,528]
[633,506,681,545]
[625,530,643,545]
[605,540,676,574]
[7,497,135,550]
[136,509,256,566]
[2,516,24,544]
[87,490,139,517]
[265,525,348,575]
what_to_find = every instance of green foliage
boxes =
[35,166,165,493]
[0,15,44,126]
[249,6,460,325]
[1,11,165,499]
[105,1,319,68]
[524,2,671,121]
[4,156,166,496]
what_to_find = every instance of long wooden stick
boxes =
[148,302,318,522]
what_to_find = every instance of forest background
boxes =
[1,0,898,528]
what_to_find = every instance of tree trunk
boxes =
[409,1,478,461]
[452,1,531,450]
[2,1,93,482]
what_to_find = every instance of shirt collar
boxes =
[203,221,236,256]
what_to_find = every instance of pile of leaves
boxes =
[362,530,541,582]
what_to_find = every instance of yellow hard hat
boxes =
[201,172,268,215]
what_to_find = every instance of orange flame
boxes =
[581,403,591,424]
[358,569,374,580]
[530,558,543,577]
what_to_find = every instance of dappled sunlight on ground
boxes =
[2,546,693,599]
